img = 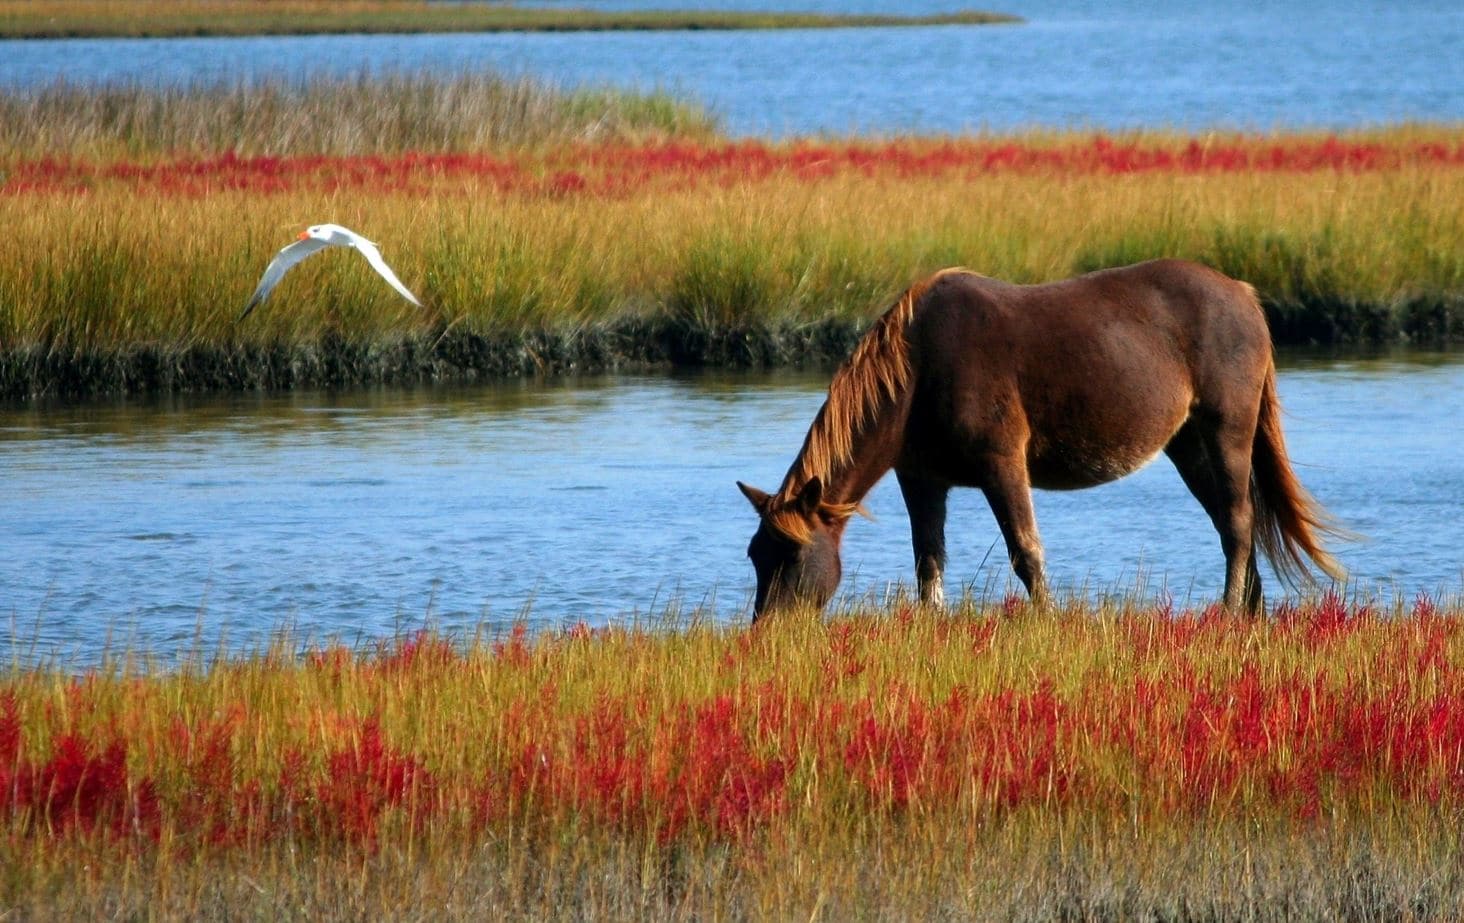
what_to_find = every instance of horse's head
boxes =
[737,477,845,620]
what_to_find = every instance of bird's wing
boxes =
[238,237,333,320]
[353,239,422,306]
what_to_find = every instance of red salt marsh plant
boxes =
[7,133,1464,198]
[5,596,1464,919]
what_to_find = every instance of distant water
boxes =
[3,0,1461,135]
[3,353,1462,663]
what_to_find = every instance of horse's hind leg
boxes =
[1165,418,1262,613]
[980,456,1048,604]
[897,472,950,605]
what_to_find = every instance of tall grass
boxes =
[0,74,721,159]
[3,596,1464,919]
[3,163,1461,343]
[0,0,1020,38]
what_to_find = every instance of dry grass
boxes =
[0,73,720,160]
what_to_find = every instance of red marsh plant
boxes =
[6,132,1462,198]
[6,599,1464,918]
[2,596,1464,859]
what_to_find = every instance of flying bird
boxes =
[239,223,421,320]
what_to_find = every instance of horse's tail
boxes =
[1250,359,1347,586]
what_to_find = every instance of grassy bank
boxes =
[4,597,1464,919]
[0,1,1020,39]
[1,77,1461,397]
[4,135,1464,397]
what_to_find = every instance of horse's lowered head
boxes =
[737,477,854,620]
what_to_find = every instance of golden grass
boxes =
[0,0,1020,39]
[2,162,1460,353]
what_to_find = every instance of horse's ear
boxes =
[793,477,824,515]
[737,481,772,513]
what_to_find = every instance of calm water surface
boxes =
[2,0,1461,134]
[2,352,1461,661]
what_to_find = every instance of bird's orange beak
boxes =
[297,230,310,240]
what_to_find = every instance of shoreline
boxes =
[0,318,868,400]
[5,296,1461,401]
[0,4,1022,40]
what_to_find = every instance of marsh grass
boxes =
[0,73,720,159]
[4,596,1464,919]
[8,824,1460,919]
[0,0,1020,39]
[3,162,1463,396]
[2,81,1461,395]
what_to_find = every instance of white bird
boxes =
[239,223,421,320]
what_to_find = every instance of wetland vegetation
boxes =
[1,74,1461,397]
[4,597,1463,919]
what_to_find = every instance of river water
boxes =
[2,0,1461,135]
[2,351,1461,661]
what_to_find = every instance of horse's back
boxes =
[904,260,1272,488]
[915,259,1270,387]
[933,258,1256,330]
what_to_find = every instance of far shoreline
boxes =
[0,4,1024,41]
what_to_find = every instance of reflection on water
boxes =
[2,351,1462,662]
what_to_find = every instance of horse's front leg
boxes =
[981,456,1048,603]
[897,472,950,606]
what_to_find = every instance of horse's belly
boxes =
[1021,375,1192,489]
[1028,441,1165,490]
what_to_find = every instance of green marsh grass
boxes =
[0,0,1020,39]
[4,596,1464,919]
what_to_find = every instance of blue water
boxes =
[3,0,1461,135]
[2,353,1462,663]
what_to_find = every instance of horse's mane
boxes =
[767,268,967,542]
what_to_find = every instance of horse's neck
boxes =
[777,295,918,509]
[829,422,901,506]
[779,398,904,508]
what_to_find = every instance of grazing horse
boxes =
[738,259,1344,619]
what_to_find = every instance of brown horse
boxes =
[738,259,1344,618]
